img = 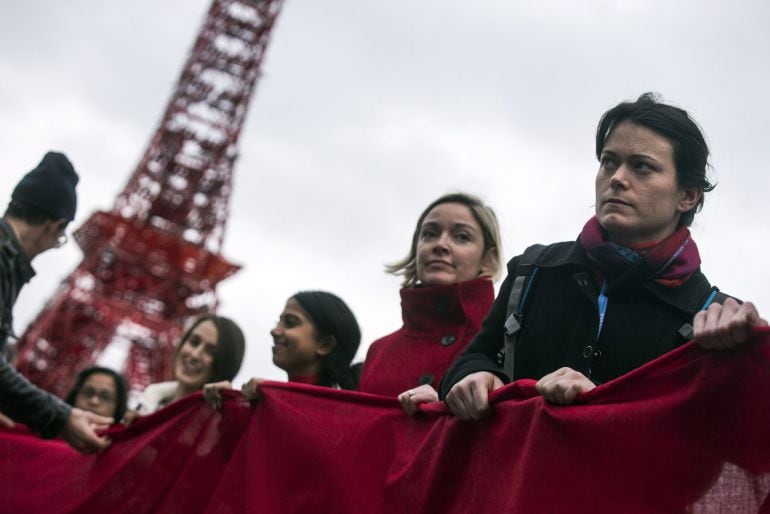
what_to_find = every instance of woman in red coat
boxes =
[357,193,502,413]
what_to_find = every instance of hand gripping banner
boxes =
[3,328,770,513]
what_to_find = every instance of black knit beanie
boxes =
[292,291,361,387]
[12,151,79,221]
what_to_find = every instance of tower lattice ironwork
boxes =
[14,0,284,401]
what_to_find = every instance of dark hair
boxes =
[291,291,361,390]
[387,192,503,287]
[595,92,715,227]
[65,366,128,421]
[349,362,364,388]
[4,200,62,226]
[176,314,246,383]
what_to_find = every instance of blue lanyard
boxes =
[596,280,608,340]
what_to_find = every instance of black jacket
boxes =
[0,218,70,437]
[440,240,722,397]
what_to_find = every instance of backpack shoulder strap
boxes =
[502,245,546,380]
[677,286,730,340]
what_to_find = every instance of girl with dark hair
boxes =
[357,192,502,415]
[203,291,360,408]
[441,93,766,419]
[65,367,128,421]
[133,314,245,415]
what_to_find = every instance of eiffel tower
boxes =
[14,0,285,400]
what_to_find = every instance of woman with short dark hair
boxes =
[441,93,766,418]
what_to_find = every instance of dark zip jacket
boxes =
[440,240,723,397]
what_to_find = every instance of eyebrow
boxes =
[601,149,661,163]
[422,221,478,231]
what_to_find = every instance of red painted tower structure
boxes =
[14,0,284,400]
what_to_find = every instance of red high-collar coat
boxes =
[357,277,494,396]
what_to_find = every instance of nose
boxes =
[609,164,630,190]
[431,232,451,253]
[270,325,281,338]
[187,344,205,361]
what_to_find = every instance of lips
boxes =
[272,338,289,352]
[426,260,452,268]
[604,197,631,207]
[178,359,203,377]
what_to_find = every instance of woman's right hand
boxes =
[202,381,232,410]
[122,410,140,427]
[398,384,439,415]
[241,378,265,402]
[445,371,504,420]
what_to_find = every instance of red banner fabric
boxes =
[3,328,770,513]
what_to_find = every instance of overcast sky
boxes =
[1,0,768,386]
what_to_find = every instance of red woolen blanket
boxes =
[3,328,770,514]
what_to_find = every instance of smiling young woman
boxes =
[133,314,245,415]
[356,193,503,414]
[203,291,361,409]
[440,93,766,420]
[269,291,361,388]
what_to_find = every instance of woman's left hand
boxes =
[241,378,265,402]
[536,367,596,405]
[203,381,232,410]
[398,384,439,415]
[0,411,15,429]
[693,298,767,350]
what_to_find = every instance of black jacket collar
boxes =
[529,240,717,315]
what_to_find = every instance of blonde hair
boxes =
[387,192,502,288]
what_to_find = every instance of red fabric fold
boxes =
[3,328,770,513]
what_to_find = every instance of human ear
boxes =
[315,335,337,357]
[677,187,702,214]
[478,247,497,277]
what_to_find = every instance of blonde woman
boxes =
[357,193,502,414]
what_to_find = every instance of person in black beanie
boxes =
[0,151,112,454]
[202,291,361,409]
[11,151,79,223]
